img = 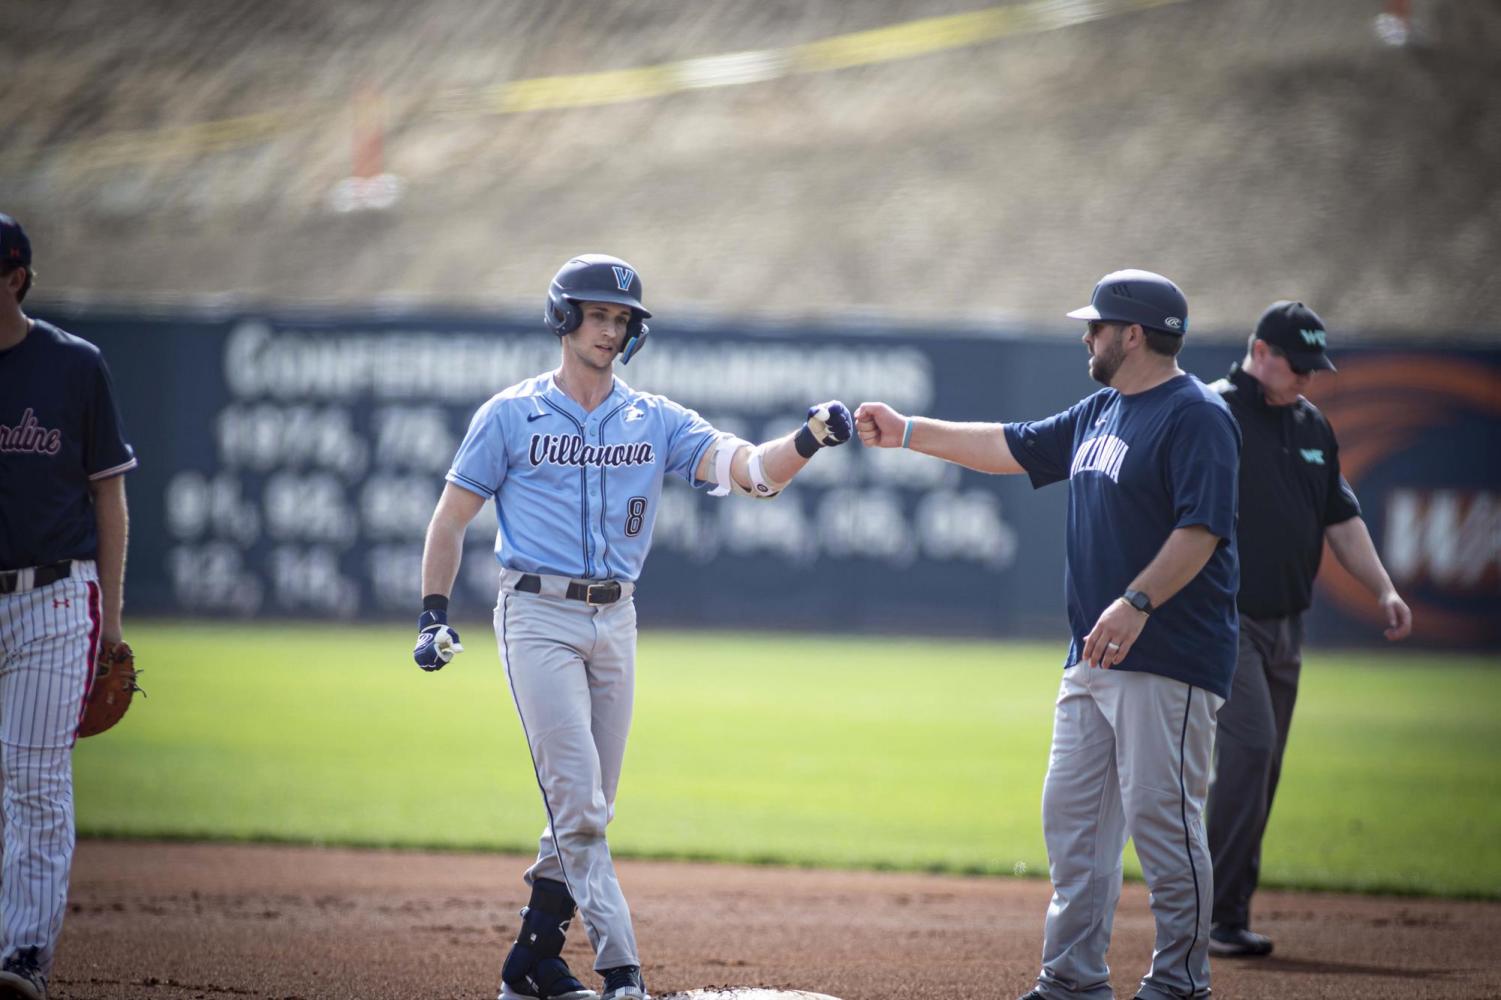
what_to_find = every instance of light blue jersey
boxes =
[447,371,720,581]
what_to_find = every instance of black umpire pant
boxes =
[1205,613,1303,930]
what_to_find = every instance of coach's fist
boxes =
[414,609,463,671]
[854,402,907,448]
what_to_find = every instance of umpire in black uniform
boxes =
[1204,301,1413,957]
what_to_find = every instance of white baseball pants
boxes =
[495,570,640,972]
[0,560,99,975]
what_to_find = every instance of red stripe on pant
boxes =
[71,580,103,741]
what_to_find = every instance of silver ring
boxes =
[1106,641,1121,651]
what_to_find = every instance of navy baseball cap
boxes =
[1067,269,1188,335]
[0,213,31,271]
[1255,300,1336,373]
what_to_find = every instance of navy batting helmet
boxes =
[544,254,652,364]
[1066,269,1188,335]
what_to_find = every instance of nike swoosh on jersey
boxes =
[527,412,547,422]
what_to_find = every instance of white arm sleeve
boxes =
[708,435,751,497]
[706,435,782,499]
[746,444,785,498]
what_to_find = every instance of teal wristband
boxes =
[901,418,915,449]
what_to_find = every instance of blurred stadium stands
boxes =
[3,0,1499,337]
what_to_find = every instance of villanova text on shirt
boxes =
[528,433,656,469]
[1069,434,1129,483]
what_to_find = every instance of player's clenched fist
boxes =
[413,609,463,671]
[854,402,907,448]
[795,400,853,456]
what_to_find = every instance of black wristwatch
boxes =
[1122,589,1155,615]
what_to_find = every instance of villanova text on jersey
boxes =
[528,433,656,469]
[1069,433,1129,483]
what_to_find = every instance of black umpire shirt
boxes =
[1213,363,1361,620]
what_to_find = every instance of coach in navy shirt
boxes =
[857,270,1239,1000]
[0,212,136,999]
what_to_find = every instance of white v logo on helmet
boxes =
[612,266,635,291]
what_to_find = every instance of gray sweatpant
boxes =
[494,570,640,971]
[1033,665,1223,1000]
[1205,613,1303,930]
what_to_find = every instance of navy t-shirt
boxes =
[0,319,137,570]
[1003,374,1241,698]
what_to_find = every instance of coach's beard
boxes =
[1089,339,1125,387]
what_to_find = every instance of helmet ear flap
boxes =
[544,287,582,337]
[618,319,649,365]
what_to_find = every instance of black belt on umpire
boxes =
[0,559,74,596]
[515,573,624,606]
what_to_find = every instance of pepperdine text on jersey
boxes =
[0,407,64,455]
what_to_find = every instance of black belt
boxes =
[515,574,623,606]
[0,559,74,596]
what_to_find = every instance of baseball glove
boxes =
[79,640,143,738]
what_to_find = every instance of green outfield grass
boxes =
[73,623,1501,898]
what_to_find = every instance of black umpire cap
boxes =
[1254,300,1336,373]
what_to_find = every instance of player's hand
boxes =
[805,400,853,447]
[1379,590,1412,641]
[854,402,906,448]
[414,609,463,671]
[1081,598,1149,669]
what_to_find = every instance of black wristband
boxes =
[422,593,450,613]
[793,424,821,458]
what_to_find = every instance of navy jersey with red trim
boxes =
[0,319,137,569]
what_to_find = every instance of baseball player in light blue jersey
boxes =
[414,254,852,1000]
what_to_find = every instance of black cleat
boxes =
[501,953,597,1000]
[1209,924,1274,957]
[600,965,647,1000]
[0,947,47,1000]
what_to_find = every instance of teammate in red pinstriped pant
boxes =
[0,213,137,1000]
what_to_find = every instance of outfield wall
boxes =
[36,305,1500,650]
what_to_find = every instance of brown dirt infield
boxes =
[55,840,1501,1000]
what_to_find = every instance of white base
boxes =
[663,984,840,990]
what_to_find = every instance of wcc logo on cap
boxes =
[1255,300,1336,372]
